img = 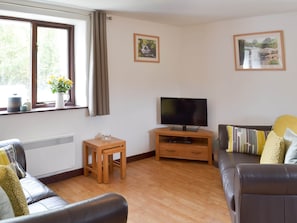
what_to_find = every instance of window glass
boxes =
[37,26,69,104]
[0,16,74,110]
[0,19,31,107]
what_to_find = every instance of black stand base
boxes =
[171,125,199,132]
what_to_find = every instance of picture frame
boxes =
[134,33,160,63]
[233,30,285,71]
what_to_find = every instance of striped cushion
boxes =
[0,145,26,179]
[226,126,270,155]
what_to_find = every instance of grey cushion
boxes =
[284,128,297,164]
[0,186,15,219]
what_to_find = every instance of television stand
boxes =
[168,137,192,144]
[154,127,213,164]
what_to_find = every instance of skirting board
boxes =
[40,150,155,184]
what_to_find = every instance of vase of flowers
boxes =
[47,75,73,108]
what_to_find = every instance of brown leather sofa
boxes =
[217,124,297,223]
[0,139,128,223]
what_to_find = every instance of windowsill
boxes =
[0,105,87,116]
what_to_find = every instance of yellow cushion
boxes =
[273,114,297,137]
[260,131,285,164]
[0,165,29,217]
[226,125,269,155]
[0,150,10,165]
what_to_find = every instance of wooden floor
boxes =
[48,157,230,223]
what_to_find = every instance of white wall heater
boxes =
[22,135,75,177]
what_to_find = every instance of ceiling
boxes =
[28,0,297,26]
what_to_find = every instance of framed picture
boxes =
[134,33,160,63]
[233,30,285,71]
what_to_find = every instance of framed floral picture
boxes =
[233,30,286,71]
[134,33,160,63]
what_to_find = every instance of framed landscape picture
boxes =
[134,33,160,63]
[233,30,285,71]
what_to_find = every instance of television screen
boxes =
[160,97,208,128]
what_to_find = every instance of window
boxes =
[0,16,75,110]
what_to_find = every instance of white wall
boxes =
[180,12,297,135]
[0,15,182,177]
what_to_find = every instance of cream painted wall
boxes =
[2,10,297,177]
[0,15,182,177]
[106,15,182,151]
[180,12,297,135]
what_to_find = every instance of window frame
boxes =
[0,15,75,110]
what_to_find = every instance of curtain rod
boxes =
[0,1,91,16]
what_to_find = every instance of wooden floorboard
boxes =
[48,157,230,223]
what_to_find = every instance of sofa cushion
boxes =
[20,174,57,205]
[284,128,297,164]
[28,196,68,214]
[273,114,297,137]
[0,165,29,217]
[260,131,285,164]
[218,149,260,173]
[0,186,15,220]
[226,126,269,155]
[0,145,26,179]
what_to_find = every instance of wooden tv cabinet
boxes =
[154,127,213,165]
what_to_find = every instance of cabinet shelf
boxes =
[155,127,213,164]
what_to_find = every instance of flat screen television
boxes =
[160,97,207,131]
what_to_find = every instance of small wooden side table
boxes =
[83,137,126,183]
[102,145,126,183]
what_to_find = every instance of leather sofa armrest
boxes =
[235,164,297,195]
[234,164,297,223]
[1,193,128,223]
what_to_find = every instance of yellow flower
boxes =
[47,75,73,93]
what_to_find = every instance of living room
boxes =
[1,0,297,222]
[1,1,296,179]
